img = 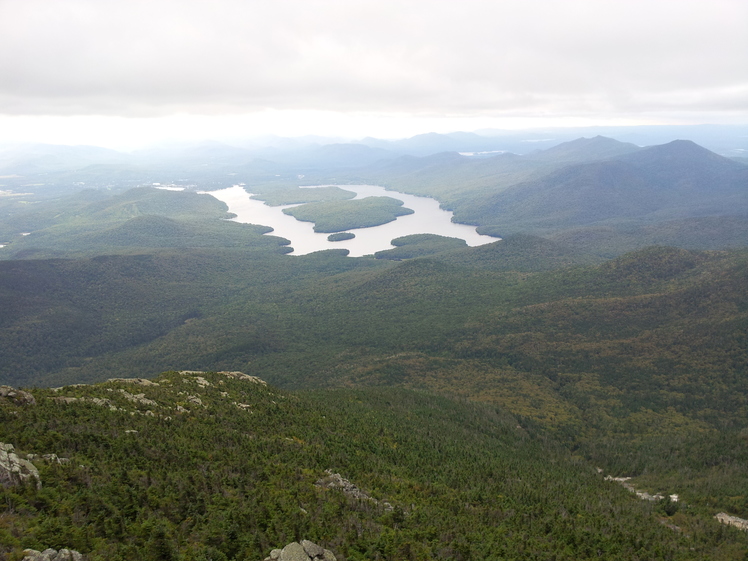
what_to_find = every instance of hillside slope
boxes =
[455,141,748,234]
[2,372,745,560]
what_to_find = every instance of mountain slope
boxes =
[2,372,744,560]
[455,140,748,234]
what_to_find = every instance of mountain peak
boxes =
[623,139,743,170]
[531,135,640,163]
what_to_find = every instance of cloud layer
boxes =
[1,0,747,123]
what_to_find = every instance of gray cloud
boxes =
[1,0,747,120]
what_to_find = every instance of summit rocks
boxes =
[264,541,337,561]
[0,385,36,406]
[0,442,41,489]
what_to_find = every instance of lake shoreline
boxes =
[206,184,499,257]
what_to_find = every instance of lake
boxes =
[205,184,499,257]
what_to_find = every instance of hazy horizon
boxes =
[1,0,747,150]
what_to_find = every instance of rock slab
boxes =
[0,385,36,406]
[22,548,83,561]
[0,442,40,489]
[264,541,336,561]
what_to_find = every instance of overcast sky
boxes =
[1,0,746,149]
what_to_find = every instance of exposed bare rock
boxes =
[218,371,267,385]
[51,396,118,411]
[604,475,665,501]
[187,395,204,406]
[0,385,36,406]
[22,547,83,560]
[1,442,41,489]
[264,541,336,561]
[116,389,158,407]
[301,540,325,558]
[107,377,159,386]
[715,512,748,531]
[179,370,266,385]
[280,542,308,561]
[52,397,80,404]
[50,384,88,392]
[316,469,393,511]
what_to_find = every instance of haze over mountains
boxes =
[1,125,747,559]
[1,126,747,261]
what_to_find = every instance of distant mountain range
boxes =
[2,124,747,178]
[1,129,746,257]
[455,139,748,234]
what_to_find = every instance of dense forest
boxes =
[2,372,748,560]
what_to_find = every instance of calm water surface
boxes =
[206,185,499,257]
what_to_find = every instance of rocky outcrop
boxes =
[114,389,158,407]
[177,370,267,387]
[0,443,40,488]
[715,512,748,531]
[107,377,160,386]
[219,371,267,385]
[26,453,70,465]
[316,470,393,511]
[22,547,83,561]
[604,475,678,502]
[51,396,119,411]
[264,540,336,561]
[0,385,36,406]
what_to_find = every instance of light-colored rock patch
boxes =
[316,469,393,511]
[0,385,36,405]
[218,371,267,385]
[107,377,159,386]
[604,475,666,501]
[264,541,336,561]
[22,547,83,561]
[715,512,748,531]
[26,453,70,465]
[116,389,158,407]
[1,442,41,489]
[50,384,88,392]
[51,396,119,411]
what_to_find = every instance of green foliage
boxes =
[550,215,748,258]
[0,187,291,259]
[252,187,356,206]
[282,197,414,233]
[374,234,467,260]
[2,373,744,560]
[327,232,355,242]
[434,234,604,271]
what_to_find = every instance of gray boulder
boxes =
[280,542,309,561]
[0,385,36,406]
[22,548,83,561]
[265,541,336,561]
[0,442,41,489]
[301,540,325,558]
